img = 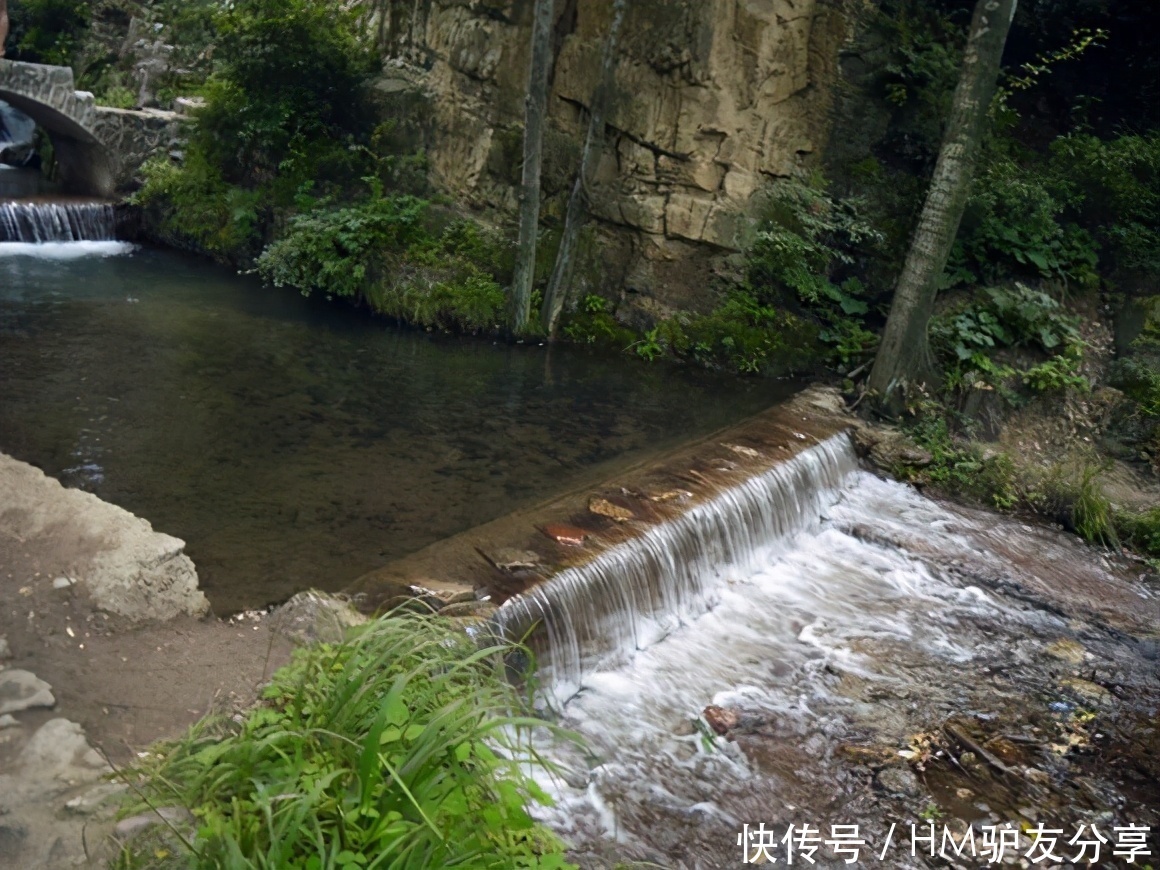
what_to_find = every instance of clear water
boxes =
[0,244,797,612]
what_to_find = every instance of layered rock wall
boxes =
[377,0,851,314]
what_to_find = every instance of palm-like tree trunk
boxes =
[867,0,1018,413]
[510,0,556,335]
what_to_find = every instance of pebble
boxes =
[0,713,18,729]
[52,576,76,590]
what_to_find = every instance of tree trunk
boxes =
[510,0,556,335]
[540,0,626,338]
[1,0,9,58]
[866,0,1018,414]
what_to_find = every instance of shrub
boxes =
[900,405,1020,510]
[1116,508,1160,560]
[745,176,882,366]
[259,196,509,333]
[951,155,1100,291]
[114,614,574,869]
[1047,133,1160,279]
[134,154,263,258]
[258,195,432,300]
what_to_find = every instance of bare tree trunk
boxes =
[866,0,1018,414]
[0,0,9,59]
[510,0,556,335]
[540,0,626,338]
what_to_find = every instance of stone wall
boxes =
[377,0,852,316]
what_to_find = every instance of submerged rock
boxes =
[588,497,634,523]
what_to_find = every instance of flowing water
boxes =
[518,436,1160,867]
[0,201,117,243]
[0,238,796,612]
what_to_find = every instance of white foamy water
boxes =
[0,241,136,259]
[531,472,1070,865]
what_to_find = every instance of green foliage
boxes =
[258,195,510,334]
[900,403,1020,510]
[1028,463,1118,547]
[561,295,635,347]
[931,284,1086,395]
[1021,345,1089,393]
[649,292,821,375]
[935,283,1081,357]
[5,0,89,64]
[951,155,1101,290]
[1116,508,1160,560]
[1047,133,1160,278]
[259,195,431,300]
[134,153,263,258]
[136,0,385,261]
[1111,356,1160,419]
[200,0,377,184]
[114,613,575,870]
[745,176,882,366]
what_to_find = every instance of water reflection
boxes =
[0,246,796,611]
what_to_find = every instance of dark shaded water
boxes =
[0,245,795,612]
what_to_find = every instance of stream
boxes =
[0,241,794,612]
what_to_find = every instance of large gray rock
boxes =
[0,452,208,623]
[271,590,368,646]
[0,719,118,869]
[0,670,55,716]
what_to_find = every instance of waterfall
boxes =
[0,201,116,243]
[495,431,858,704]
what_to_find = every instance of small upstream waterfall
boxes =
[0,201,116,243]
[495,433,859,705]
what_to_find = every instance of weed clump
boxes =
[114,614,573,869]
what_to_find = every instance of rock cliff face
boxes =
[378,0,851,315]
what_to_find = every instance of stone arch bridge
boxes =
[0,59,184,196]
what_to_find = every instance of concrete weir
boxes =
[346,387,856,627]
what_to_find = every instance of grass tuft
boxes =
[113,612,575,869]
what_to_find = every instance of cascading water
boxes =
[495,433,859,705]
[513,436,1160,867]
[0,200,116,243]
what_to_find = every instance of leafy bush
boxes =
[1116,508,1160,561]
[1047,133,1160,278]
[560,295,634,347]
[899,405,1020,510]
[114,614,574,869]
[650,292,821,375]
[258,196,509,333]
[259,195,431,300]
[951,155,1100,290]
[745,176,882,365]
[199,0,377,186]
[134,153,263,259]
[932,283,1082,361]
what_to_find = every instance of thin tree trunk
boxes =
[866,0,1018,414]
[0,0,9,58]
[510,0,556,335]
[540,0,626,338]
